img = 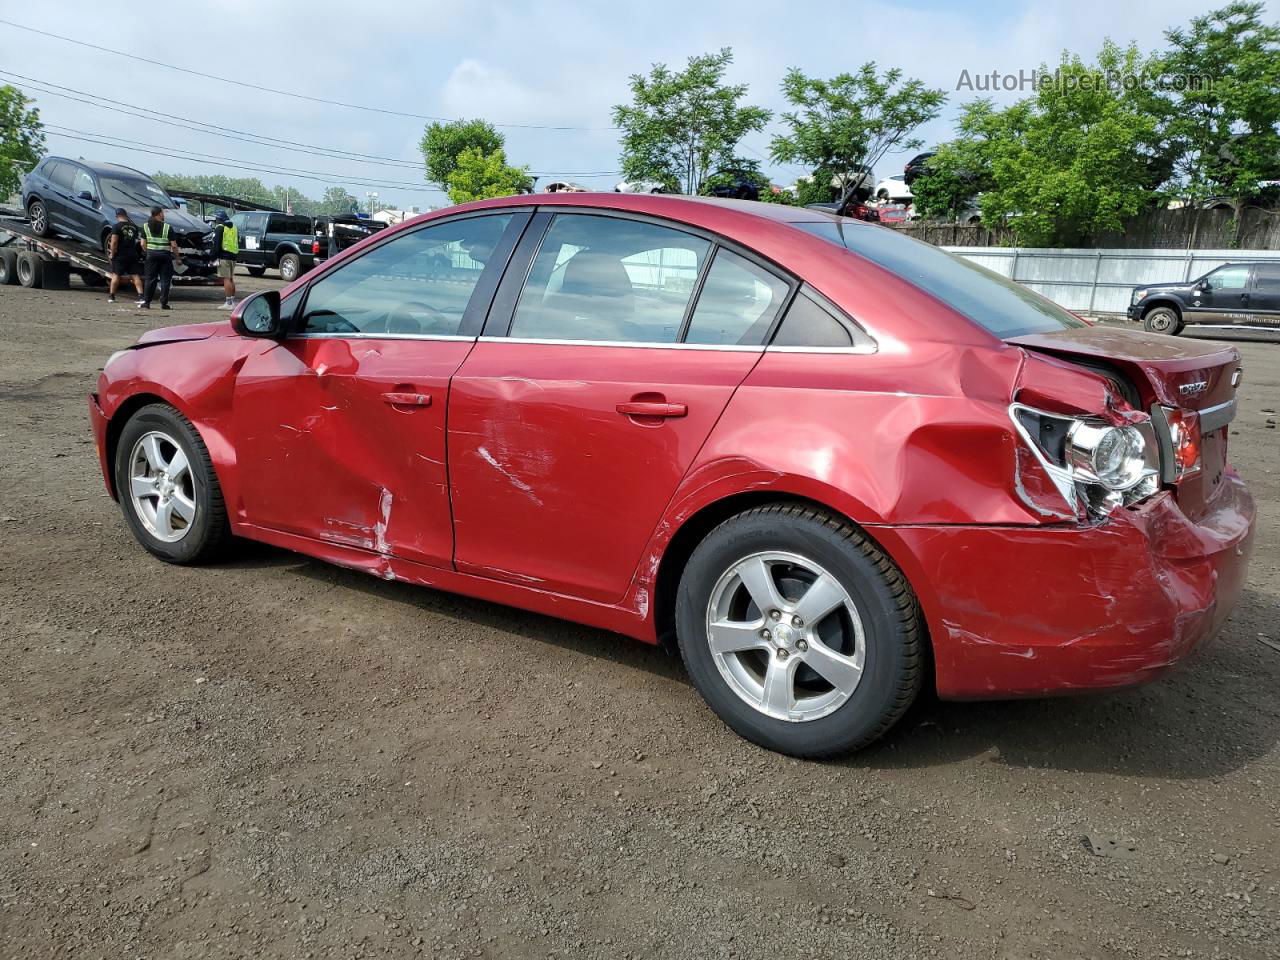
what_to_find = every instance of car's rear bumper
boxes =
[88,392,114,499]
[890,472,1255,699]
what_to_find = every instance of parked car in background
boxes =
[615,179,667,194]
[20,157,216,275]
[543,182,589,193]
[903,151,936,187]
[1128,261,1280,334]
[87,193,1253,758]
[874,203,911,225]
[229,211,317,281]
[704,168,769,201]
[874,175,912,203]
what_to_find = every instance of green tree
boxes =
[0,85,45,200]
[920,42,1167,246]
[910,105,997,221]
[1156,2,1280,221]
[613,48,770,195]
[445,147,533,205]
[770,65,945,195]
[420,119,505,190]
[153,172,276,206]
[320,186,359,215]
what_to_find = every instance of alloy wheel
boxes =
[128,430,197,542]
[29,202,47,234]
[705,551,866,722]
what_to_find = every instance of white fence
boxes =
[943,247,1280,316]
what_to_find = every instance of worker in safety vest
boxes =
[212,210,238,309]
[139,206,180,310]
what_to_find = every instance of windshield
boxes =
[99,176,176,210]
[795,219,1087,338]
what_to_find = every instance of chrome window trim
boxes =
[476,335,764,352]
[766,344,877,356]
[289,332,477,342]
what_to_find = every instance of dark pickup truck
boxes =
[1128,261,1280,335]
[229,211,318,281]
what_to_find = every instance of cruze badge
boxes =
[1179,380,1209,397]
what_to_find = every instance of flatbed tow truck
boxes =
[0,216,217,290]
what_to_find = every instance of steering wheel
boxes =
[385,300,452,335]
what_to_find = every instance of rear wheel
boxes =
[16,251,43,288]
[113,404,231,564]
[27,198,51,237]
[247,266,267,278]
[278,252,301,282]
[676,503,923,758]
[1143,305,1183,335]
[0,250,17,285]
[79,271,106,288]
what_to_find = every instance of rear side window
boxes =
[796,219,1087,338]
[269,215,314,235]
[684,249,789,346]
[772,291,875,350]
[1256,263,1280,292]
[510,214,709,343]
[47,162,74,189]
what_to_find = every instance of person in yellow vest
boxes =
[139,206,180,310]
[212,210,238,309]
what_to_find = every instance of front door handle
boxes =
[382,391,432,407]
[616,400,687,418]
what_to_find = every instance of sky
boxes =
[2,0,1273,211]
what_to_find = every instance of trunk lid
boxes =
[1008,326,1242,520]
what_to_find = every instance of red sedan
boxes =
[89,193,1255,757]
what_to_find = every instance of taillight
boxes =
[1164,408,1202,479]
[311,240,320,255]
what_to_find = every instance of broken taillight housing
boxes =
[1162,408,1202,480]
[1011,404,1161,520]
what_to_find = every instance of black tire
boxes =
[247,266,267,278]
[79,271,107,288]
[16,251,43,288]
[0,250,17,285]
[27,198,51,237]
[676,503,923,758]
[100,229,113,255]
[1142,305,1183,335]
[113,404,231,564]
[278,252,301,282]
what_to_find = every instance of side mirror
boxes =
[232,290,285,338]
[1193,280,1209,293]
[78,190,96,203]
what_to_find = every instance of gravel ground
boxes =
[1,273,1278,960]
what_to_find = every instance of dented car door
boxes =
[231,212,524,568]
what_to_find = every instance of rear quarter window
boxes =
[795,220,1087,339]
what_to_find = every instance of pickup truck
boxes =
[229,211,317,281]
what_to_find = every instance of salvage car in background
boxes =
[89,193,1255,758]
[21,157,216,276]
[1129,261,1280,334]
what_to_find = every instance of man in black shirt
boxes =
[107,208,143,304]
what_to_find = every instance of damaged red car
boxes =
[89,193,1255,757]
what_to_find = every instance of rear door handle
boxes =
[616,400,687,418]
[382,391,432,407]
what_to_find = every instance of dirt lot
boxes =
[0,272,1278,960]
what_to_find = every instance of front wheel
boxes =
[676,504,923,758]
[1143,306,1183,335]
[113,404,231,564]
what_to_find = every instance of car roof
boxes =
[42,156,152,179]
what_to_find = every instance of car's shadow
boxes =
[226,544,1279,781]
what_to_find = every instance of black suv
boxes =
[1128,262,1280,335]
[20,157,216,275]
[229,211,318,281]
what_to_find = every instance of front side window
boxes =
[684,249,789,346]
[71,168,95,199]
[796,218,1088,338]
[1205,266,1249,290]
[299,214,512,336]
[509,214,709,343]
